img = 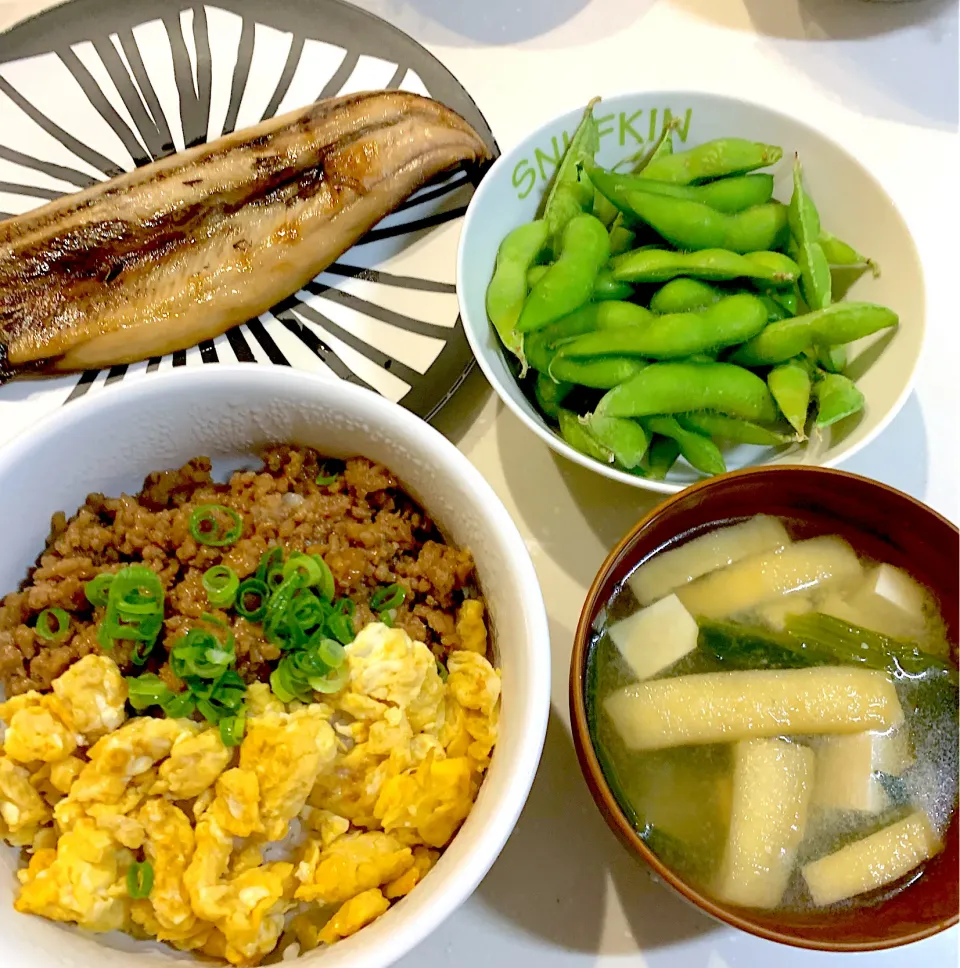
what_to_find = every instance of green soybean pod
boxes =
[608,219,636,257]
[811,343,847,374]
[770,283,800,316]
[486,220,549,358]
[541,98,600,251]
[767,359,811,435]
[631,126,674,172]
[788,156,831,310]
[621,189,788,254]
[588,166,775,215]
[549,356,648,389]
[555,293,768,360]
[757,293,789,322]
[640,138,783,185]
[644,435,682,480]
[524,301,653,373]
[819,231,878,274]
[527,264,549,288]
[534,372,573,418]
[557,408,613,463]
[592,185,620,227]
[596,361,779,423]
[649,278,723,314]
[517,214,611,333]
[587,414,651,468]
[594,268,634,301]
[612,248,799,285]
[814,372,865,427]
[677,411,794,446]
[529,265,630,301]
[729,302,898,367]
[643,415,727,476]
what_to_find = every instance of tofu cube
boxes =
[607,594,698,682]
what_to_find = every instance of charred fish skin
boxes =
[0,90,491,380]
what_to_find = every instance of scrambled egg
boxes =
[0,625,501,964]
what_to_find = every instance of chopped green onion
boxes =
[270,667,297,703]
[126,673,170,711]
[84,573,114,607]
[437,660,449,682]
[35,608,71,642]
[219,712,246,747]
[131,639,155,667]
[235,579,269,621]
[255,547,283,584]
[381,610,395,628]
[282,552,324,587]
[315,463,339,486]
[189,505,243,547]
[311,555,335,603]
[317,638,345,669]
[161,691,195,719]
[326,609,355,645]
[202,565,239,608]
[97,564,164,658]
[370,583,405,612]
[171,628,234,680]
[307,664,349,694]
[127,861,154,899]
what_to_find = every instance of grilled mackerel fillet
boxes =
[0,91,489,381]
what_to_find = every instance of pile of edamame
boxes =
[485,99,896,480]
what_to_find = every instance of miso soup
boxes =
[586,514,958,912]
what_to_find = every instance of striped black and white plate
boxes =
[0,0,496,445]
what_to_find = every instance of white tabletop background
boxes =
[0,0,957,965]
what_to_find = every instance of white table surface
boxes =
[1,0,957,965]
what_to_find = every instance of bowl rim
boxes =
[457,88,927,496]
[567,463,959,952]
[0,365,553,968]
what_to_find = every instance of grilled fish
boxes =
[0,91,489,381]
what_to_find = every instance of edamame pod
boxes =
[757,293,789,322]
[814,372,865,427]
[587,414,650,468]
[649,278,722,314]
[592,185,619,227]
[517,214,611,332]
[534,372,573,418]
[549,356,648,388]
[729,302,898,366]
[768,283,799,316]
[811,343,847,374]
[558,408,613,463]
[589,166,775,214]
[767,359,811,436]
[677,411,794,446]
[643,415,727,476]
[485,220,549,359]
[789,157,831,310]
[555,293,768,360]
[819,231,878,274]
[640,138,783,185]
[596,362,779,423]
[541,98,600,252]
[609,218,636,256]
[594,268,634,301]
[527,265,632,301]
[524,301,654,373]
[645,435,682,479]
[612,248,799,285]
[619,190,788,254]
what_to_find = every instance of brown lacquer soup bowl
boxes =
[569,465,958,951]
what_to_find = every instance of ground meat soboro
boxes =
[0,446,485,697]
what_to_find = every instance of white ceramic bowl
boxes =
[458,91,925,494]
[0,366,551,968]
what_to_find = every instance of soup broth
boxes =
[587,514,958,913]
